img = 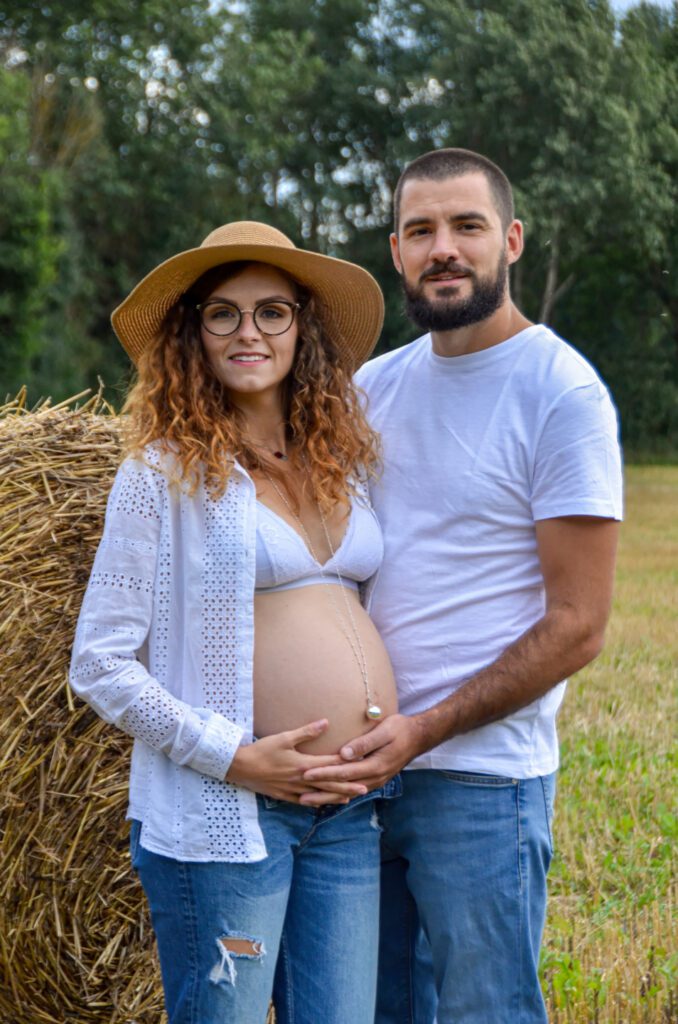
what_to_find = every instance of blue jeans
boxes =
[130,778,400,1024]
[376,769,556,1024]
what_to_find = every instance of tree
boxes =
[0,65,62,397]
[0,0,675,448]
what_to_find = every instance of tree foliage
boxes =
[0,0,676,450]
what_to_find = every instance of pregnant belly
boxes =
[253,584,398,754]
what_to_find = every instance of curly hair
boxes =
[122,261,380,510]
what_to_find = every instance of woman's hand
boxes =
[225,719,369,805]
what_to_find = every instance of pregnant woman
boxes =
[69,221,398,1024]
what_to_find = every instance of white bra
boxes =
[255,493,383,593]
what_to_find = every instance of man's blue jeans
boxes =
[376,768,556,1024]
[130,778,400,1024]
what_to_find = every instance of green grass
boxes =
[542,466,678,1023]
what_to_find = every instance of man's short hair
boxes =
[393,148,515,233]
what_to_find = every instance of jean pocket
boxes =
[440,769,517,787]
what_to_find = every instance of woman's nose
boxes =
[236,310,262,341]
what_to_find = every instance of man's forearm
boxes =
[302,599,610,793]
[414,603,605,753]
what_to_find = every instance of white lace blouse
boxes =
[70,445,267,862]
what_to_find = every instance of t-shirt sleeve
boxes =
[531,381,623,521]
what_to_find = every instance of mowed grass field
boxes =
[542,466,677,1022]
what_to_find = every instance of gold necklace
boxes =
[261,469,383,722]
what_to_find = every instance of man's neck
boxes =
[430,302,533,358]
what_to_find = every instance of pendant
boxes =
[366,704,383,721]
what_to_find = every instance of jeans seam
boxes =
[129,820,141,867]
[397,862,415,1024]
[379,803,414,1024]
[279,927,295,1023]
[539,775,554,855]
[516,780,526,1024]
[178,859,200,1024]
[407,916,416,1024]
[297,818,321,850]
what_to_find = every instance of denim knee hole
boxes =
[209,933,267,987]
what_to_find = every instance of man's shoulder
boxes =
[520,324,611,398]
[355,334,428,390]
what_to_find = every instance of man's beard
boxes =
[402,253,508,332]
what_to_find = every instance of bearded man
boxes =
[303,148,623,1023]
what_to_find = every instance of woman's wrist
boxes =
[225,742,255,786]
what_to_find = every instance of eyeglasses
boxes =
[197,299,300,337]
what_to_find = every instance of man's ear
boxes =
[390,232,403,274]
[506,219,524,266]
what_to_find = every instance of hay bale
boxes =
[0,394,278,1024]
[0,393,165,1023]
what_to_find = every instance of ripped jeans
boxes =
[130,778,400,1024]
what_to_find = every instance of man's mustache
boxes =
[419,261,473,285]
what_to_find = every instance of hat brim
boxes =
[111,240,384,370]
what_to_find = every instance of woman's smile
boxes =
[228,352,270,363]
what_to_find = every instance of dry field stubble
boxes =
[0,399,675,1022]
[542,466,677,1022]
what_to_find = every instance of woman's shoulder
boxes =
[110,442,190,516]
[104,445,169,526]
[117,442,247,502]
[117,442,171,485]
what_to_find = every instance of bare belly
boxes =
[253,584,398,754]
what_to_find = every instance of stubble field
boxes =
[542,465,677,1023]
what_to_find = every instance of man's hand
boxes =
[226,719,369,805]
[300,714,427,801]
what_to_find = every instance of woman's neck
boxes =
[235,393,288,453]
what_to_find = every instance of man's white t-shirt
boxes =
[356,324,623,779]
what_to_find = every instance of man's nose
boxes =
[428,227,461,264]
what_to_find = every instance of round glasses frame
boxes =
[197,299,301,337]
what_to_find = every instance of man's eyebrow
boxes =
[401,211,490,232]
[452,210,490,224]
[401,216,432,232]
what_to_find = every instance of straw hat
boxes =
[111,221,384,369]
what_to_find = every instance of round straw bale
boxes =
[0,394,276,1024]
[0,394,165,1023]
